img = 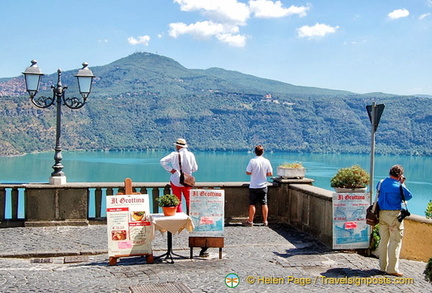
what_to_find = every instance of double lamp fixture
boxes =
[23,60,95,184]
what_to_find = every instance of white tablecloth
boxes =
[150,212,194,235]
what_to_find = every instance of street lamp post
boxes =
[23,60,95,184]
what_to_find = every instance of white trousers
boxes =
[378,210,404,274]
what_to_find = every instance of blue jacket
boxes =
[377,177,413,210]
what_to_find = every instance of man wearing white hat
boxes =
[160,138,198,213]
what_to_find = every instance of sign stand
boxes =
[332,191,370,249]
[107,178,154,265]
[188,189,225,259]
[189,237,224,259]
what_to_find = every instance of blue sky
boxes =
[1,0,432,95]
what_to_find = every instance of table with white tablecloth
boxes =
[150,212,194,263]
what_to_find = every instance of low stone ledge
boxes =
[19,181,257,188]
[290,184,333,200]
[406,213,432,224]
[273,177,315,185]
[25,220,89,227]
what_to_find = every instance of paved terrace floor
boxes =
[0,223,430,293]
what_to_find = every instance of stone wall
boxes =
[279,182,432,263]
[281,183,333,246]
[400,215,432,262]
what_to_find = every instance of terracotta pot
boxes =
[162,206,177,216]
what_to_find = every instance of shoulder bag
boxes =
[366,179,383,226]
[178,153,196,187]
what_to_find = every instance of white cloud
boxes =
[419,13,431,20]
[174,0,250,25]
[388,9,410,20]
[171,0,249,47]
[169,21,228,38]
[249,0,310,18]
[128,35,151,46]
[297,23,339,39]
[217,33,247,47]
[169,21,245,47]
[171,0,309,47]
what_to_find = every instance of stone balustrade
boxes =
[1,178,431,262]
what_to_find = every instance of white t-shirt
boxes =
[246,156,273,189]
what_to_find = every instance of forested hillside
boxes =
[0,52,431,156]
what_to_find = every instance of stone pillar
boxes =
[271,177,314,222]
[25,185,89,226]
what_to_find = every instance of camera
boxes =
[397,209,411,222]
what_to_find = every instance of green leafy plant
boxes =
[278,162,304,168]
[330,165,370,189]
[369,224,380,251]
[157,194,180,207]
[424,257,432,283]
[425,200,432,219]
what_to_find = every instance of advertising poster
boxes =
[189,189,224,237]
[107,194,152,257]
[332,192,370,249]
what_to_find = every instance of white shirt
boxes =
[246,156,273,189]
[160,148,198,186]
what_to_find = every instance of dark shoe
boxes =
[199,248,209,257]
[388,272,404,277]
[242,221,253,227]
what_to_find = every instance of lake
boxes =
[1,150,431,217]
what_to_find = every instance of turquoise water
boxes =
[1,151,431,217]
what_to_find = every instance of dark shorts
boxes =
[249,187,268,205]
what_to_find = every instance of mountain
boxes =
[1,52,431,156]
[86,52,357,98]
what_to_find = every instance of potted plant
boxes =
[277,162,306,179]
[157,194,180,216]
[330,165,370,193]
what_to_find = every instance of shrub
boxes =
[369,224,380,251]
[278,162,304,168]
[424,258,432,283]
[425,200,432,219]
[330,165,370,189]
